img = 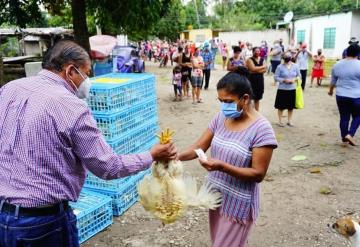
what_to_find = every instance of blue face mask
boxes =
[221,102,243,119]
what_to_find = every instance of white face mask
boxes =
[67,66,91,99]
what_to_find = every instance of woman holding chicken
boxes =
[179,67,277,247]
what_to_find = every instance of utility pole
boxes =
[193,0,201,28]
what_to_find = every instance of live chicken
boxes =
[138,129,222,224]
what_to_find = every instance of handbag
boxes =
[295,78,304,109]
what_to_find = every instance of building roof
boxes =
[0,27,73,37]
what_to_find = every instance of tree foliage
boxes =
[0,0,44,28]
[152,0,186,40]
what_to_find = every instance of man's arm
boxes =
[71,109,175,180]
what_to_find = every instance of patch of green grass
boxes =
[308,58,337,77]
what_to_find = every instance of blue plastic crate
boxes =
[86,168,152,216]
[70,189,113,243]
[93,61,113,76]
[84,137,158,191]
[107,119,158,155]
[88,73,156,114]
[93,98,157,141]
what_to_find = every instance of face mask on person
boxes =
[221,102,243,119]
[284,57,292,63]
[67,66,91,99]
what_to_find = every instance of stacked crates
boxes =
[70,189,113,243]
[84,73,158,216]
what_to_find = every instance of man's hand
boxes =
[150,143,177,162]
[198,158,224,172]
[328,90,333,96]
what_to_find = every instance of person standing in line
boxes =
[227,46,246,72]
[0,40,176,247]
[329,44,360,146]
[178,68,277,247]
[342,37,360,59]
[179,46,192,98]
[210,39,218,70]
[270,41,283,85]
[243,42,253,60]
[191,47,204,104]
[279,38,285,52]
[274,52,301,127]
[221,43,229,70]
[201,44,213,90]
[172,65,183,101]
[310,49,325,87]
[246,47,267,111]
[260,40,268,62]
[295,43,312,90]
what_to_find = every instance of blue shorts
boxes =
[191,76,203,88]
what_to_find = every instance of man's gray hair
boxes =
[42,40,90,71]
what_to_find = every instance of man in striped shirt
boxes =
[0,40,176,247]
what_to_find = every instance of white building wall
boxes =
[351,11,360,41]
[218,30,289,48]
[294,12,352,58]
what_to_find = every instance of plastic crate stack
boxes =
[84,73,158,216]
[70,189,113,244]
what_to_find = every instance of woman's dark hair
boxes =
[42,40,90,71]
[347,44,360,57]
[233,46,242,53]
[173,65,181,74]
[217,67,252,99]
[252,46,260,53]
[178,46,183,53]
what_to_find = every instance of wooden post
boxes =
[0,54,3,86]
[0,35,3,86]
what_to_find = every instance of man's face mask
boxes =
[66,66,91,99]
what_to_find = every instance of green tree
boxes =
[153,0,186,40]
[0,0,45,28]
[1,0,171,51]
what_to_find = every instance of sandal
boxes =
[276,123,285,127]
[287,123,294,127]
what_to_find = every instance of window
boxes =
[297,30,305,44]
[323,27,336,49]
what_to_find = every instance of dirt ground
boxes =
[84,61,360,247]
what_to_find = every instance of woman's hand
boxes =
[283,79,294,84]
[198,158,224,172]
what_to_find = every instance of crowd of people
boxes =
[156,37,360,133]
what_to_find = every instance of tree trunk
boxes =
[0,55,3,87]
[71,0,90,53]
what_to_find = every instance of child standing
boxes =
[172,66,182,101]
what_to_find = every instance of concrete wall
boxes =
[294,12,352,58]
[218,30,289,47]
[351,11,360,41]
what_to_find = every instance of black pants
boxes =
[202,69,211,89]
[300,70,307,90]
